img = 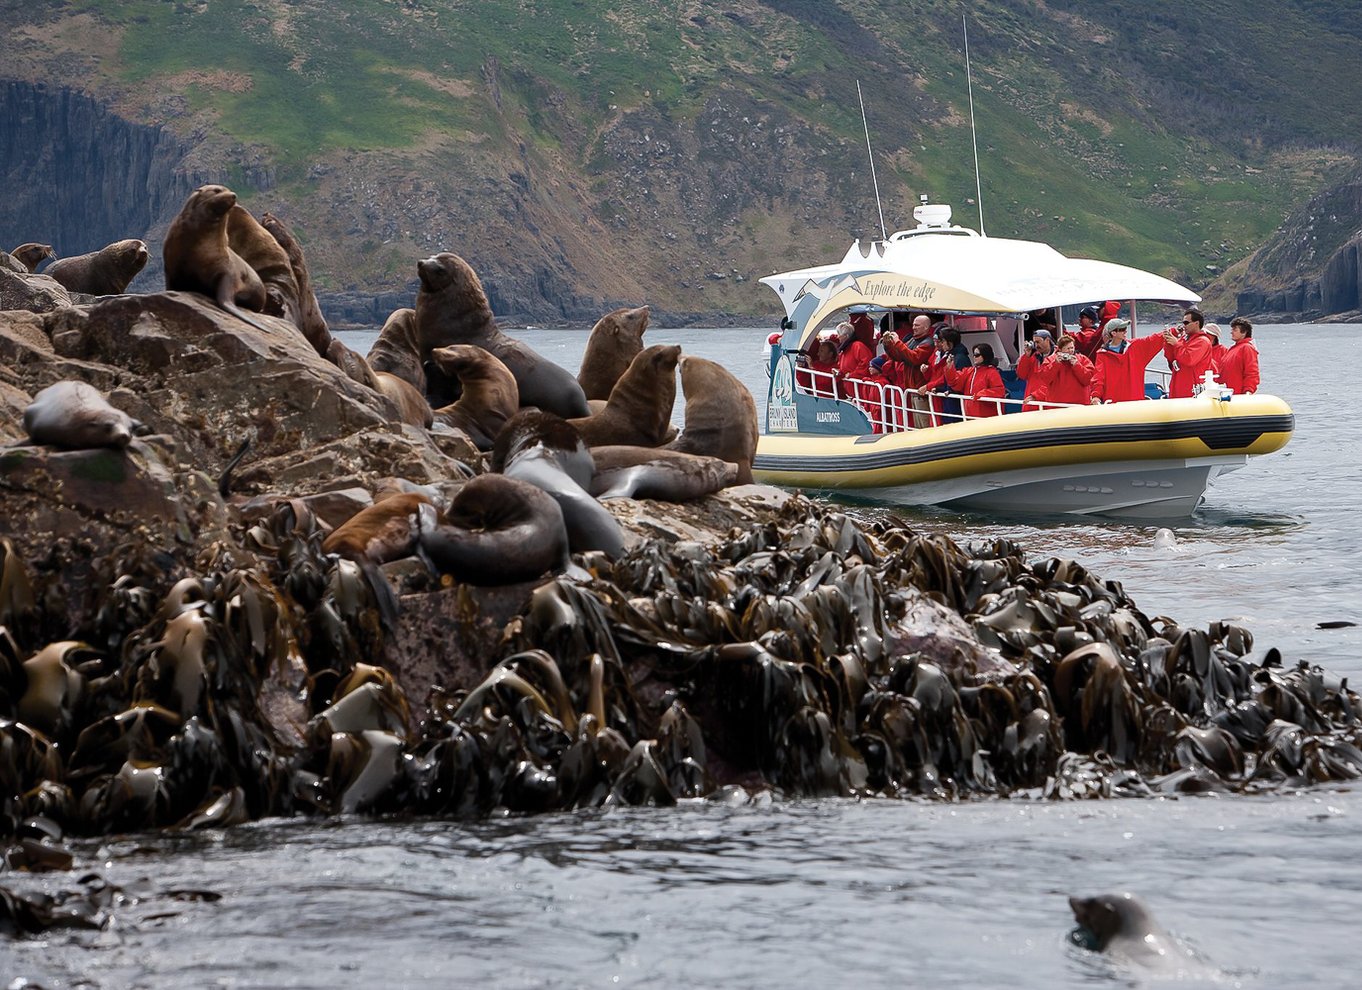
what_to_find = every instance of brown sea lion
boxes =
[163,185,272,332]
[23,380,143,449]
[588,446,739,501]
[374,371,433,429]
[414,253,589,418]
[577,305,650,400]
[368,308,425,394]
[429,344,519,450]
[568,343,679,448]
[260,211,333,355]
[9,243,55,273]
[492,410,624,557]
[418,473,571,585]
[322,493,432,564]
[44,239,148,295]
[323,339,381,390]
[665,355,758,484]
[226,205,300,323]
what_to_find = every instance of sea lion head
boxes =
[11,243,55,272]
[1068,893,1154,951]
[112,238,150,276]
[596,305,650,341]
[430,343,500,382]
[490,409,587,473]
[189,184,238,219]
[417,252,486,300]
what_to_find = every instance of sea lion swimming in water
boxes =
[577,305,650,401]
[44,239,149,295]
[163,185,272,334]
[22,380,144,449]
[413,252,589,418]
[1068,893,1210,975]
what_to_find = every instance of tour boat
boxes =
[752,202,1294,518]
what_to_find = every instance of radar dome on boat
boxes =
[913,203,953,228]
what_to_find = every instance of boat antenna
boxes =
[856,79,888,240]
[963,14,986,236]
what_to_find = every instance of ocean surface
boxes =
[7,323,1360,989]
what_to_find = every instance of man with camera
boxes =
[1016,327,1056,411]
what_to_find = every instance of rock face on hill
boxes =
[1229,171,1362,322]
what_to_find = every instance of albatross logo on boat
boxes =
[769,359,798,431]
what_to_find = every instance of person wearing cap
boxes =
[1016,327,1056,412]
[1218,317,1260,394]
[1029,334,1095,406]
[1071,306,1103,359]
[1090,318,1166,404]
[1161,307,1216,398]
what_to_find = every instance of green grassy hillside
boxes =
[6,0,1361,317]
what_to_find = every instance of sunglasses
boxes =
[1182,319,1196,325]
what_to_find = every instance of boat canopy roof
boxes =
[760,228,1201,327]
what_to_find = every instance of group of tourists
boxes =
[792,303,1263,431]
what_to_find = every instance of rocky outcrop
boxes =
[1231,173,1362,321]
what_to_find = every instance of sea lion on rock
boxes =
[44,239,148,295]
[418,473,571,585]
[226,205,300,323]
[9,243,55,273]
[666,355,758,484]
[577,305,650,401]
[414,252,589,418]
[368,308,425,394]
[374,371,433,429]
[588,446,738,501]
[260,211,333,355]
[322,493,432,564]
[164,185,274,333]
[492,410,625,557]
[429,344,519,450]
[23,380,142,449]
[568,343,680,448]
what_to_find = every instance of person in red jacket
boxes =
[1015,327,1055,411]
[1089,319,1166,404]
[1071,306,1103,359]
[1219,317,1261,394]
[942,341,1007,419]
[1031,334,1094,405]
[833,319,873,401]
[1162,308,1214,398]
[796,332,839,396]
[1204,323,1227,379]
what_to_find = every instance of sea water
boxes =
[6,324,1359,989]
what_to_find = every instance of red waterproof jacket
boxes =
[944,363,1007,418]
[1218,339,1260,394]
[1031,353,1095,405]
[836,339,873,398]
[1090,333,1166,403]
[1016,349,1054,409]
[1072,324,1103,359]
[882,334,936,388]
[1164,330,1214,398]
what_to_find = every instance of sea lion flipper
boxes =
[220,298,275,336]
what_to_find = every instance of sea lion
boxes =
[226,205,300,323]
[1068,893,1204,972]
[429,344,519,450]
[322,493,432,564]
[325,340,382,390]
[260,211,333,355]
[568,343,680,448]
[588,446,739,501]
[9,243,55,273]
[577,305,650,400]
[368,308,425,394]
[665,355,759,484]
[23,380,142,449]
[374,371,433,429]
[163,185,272,333]
[491,410,625,557]
[418,473,571,585]
[413,252,590,418]
[43,239,148,295]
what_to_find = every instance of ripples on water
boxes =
[10,325,1358,989]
